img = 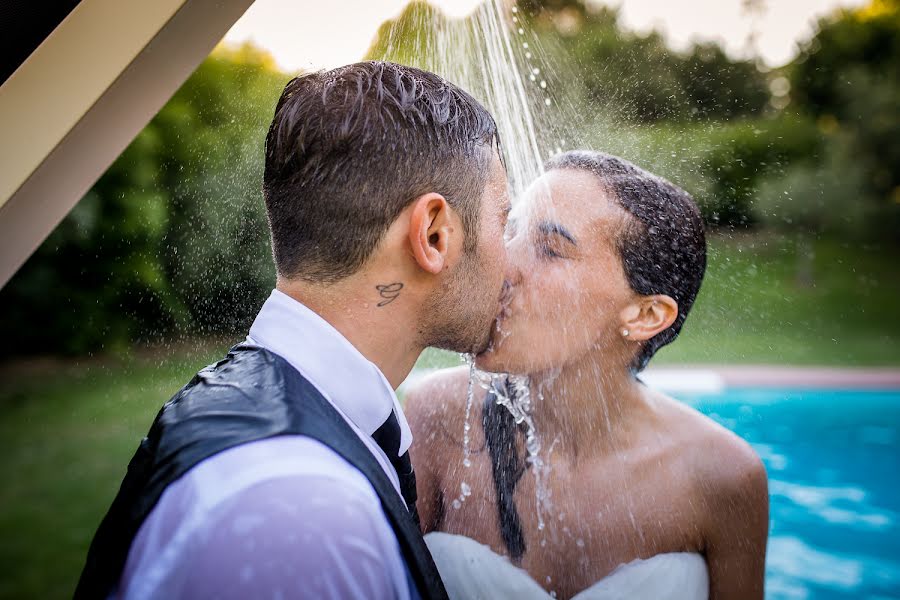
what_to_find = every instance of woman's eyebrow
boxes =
[537,220,578,246]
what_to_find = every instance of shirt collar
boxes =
[248,289,412,456]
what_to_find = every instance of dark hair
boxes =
[546,150,707,372]
[483,381,528,561]
[263,61,501,282]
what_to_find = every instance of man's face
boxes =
[424,150,511,355]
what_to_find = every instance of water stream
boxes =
[376,0,580,537]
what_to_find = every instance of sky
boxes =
[222,0,869,72]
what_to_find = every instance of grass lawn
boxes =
[656,233,900,365]
[0,234,898,599]
[0,347,227,600]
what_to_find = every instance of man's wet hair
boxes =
[263,61,501,282]
[547,150,707,372]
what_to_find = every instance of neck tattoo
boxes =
[375,282,404,307]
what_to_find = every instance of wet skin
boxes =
[406,170,768,600]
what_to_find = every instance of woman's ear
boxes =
[408,193,451,275]
[620,295,678,342]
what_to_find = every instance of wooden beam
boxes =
[0,0,256,287]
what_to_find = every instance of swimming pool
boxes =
[676,387,900,600]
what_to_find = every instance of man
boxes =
[75,61,510,599]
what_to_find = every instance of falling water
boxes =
[493,373,553,529]
[370,0,578,199]
[373,0,581,526]
[461,356,476,469]
[452,356,477,510]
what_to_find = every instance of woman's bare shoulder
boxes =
[403,366,489,443]
[404,366,471,419]
[650,389,767,499]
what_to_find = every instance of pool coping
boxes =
[402,366,900,395]
[646,366,900,391]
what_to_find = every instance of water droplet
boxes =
[540,80,547,89]
[525,52,532,59]
[518,28,524,34]
[522,42,529,49]
[452,499,462,510]
[576,538,585,548]
[461,358,476,468]
[544,98,552,106]
[461,481,472,497]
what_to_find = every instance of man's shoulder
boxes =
[121,436,405,600]
[180,435,382,509]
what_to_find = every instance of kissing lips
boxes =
[479,280,514,356]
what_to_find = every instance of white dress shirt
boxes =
[117,289,414,600]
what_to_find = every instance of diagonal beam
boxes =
[0,0,256,288]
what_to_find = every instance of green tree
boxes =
[367,1,770,124]
[0,44,286,356]
[789,0,900,236]
[523,1,770,122]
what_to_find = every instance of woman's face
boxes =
[475,169,637,375]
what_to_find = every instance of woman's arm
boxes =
[703,440,770,600]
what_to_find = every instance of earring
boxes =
[621,329,630,338]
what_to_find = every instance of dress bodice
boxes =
[425,531,708,600]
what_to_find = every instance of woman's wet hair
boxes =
[483,380,528,561]
[546,150,707,372]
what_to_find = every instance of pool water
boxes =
[676,388,900,600]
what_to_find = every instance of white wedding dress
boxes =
[425,532,708,600]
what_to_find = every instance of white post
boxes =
[0,0,256,288]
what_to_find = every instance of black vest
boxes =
[75,344,448,599]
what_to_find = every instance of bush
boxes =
[789,0,900,237]
[697,116,823,226]
[752,134,872,235]
[0,45,286,357]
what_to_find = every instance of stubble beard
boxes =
[421,247,497,355]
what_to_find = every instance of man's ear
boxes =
[408,193,452,275]
[620,295,678,342]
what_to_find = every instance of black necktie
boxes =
[372,411,421,528]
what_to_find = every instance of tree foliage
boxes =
[525,2,770,123]
[788,0,900,234]
[2,1,897,357]
[0,45,286,356]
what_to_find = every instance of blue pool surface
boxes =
[676,387,900,600]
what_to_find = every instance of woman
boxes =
[405,151,768,600]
